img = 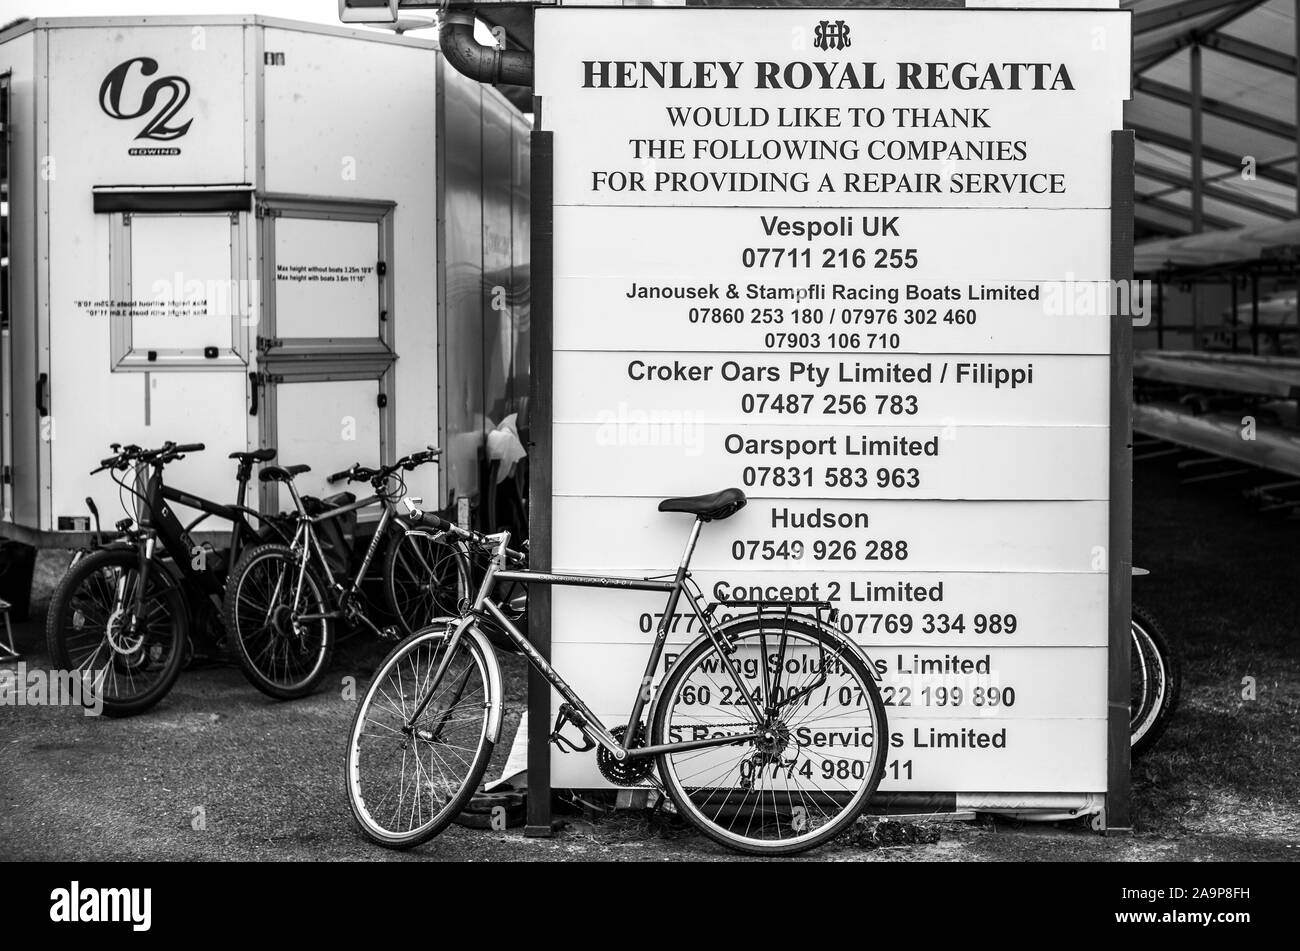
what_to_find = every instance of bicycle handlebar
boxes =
[92,441,205,474]
[328,447,443,487]
[416,512,526,566]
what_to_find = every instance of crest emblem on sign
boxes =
[813,20,852,52]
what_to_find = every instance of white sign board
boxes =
[535,6,1130,795]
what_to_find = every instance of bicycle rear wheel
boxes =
[45,547,188,717]
[345,622,498,848]
[223,543,334,699]
[651,616,887,856]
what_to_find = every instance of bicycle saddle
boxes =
[229,448,276,463]
[658,487,746,521]
[259,464,310,483]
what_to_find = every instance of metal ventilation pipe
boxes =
[438,8,534,86]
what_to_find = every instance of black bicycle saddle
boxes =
[658,488,747,521]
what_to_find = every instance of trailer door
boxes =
[255,196,396,512]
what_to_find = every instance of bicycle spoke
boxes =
[347,628,494,845]
[657,625,884,852]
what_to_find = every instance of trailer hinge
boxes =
[256,335,282,352]
[1,465,11,486]
[376,260,387,277]
[376,393,388,409]
[247,372,261,417]
[255,203,281,219]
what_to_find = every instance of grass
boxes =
[1130,456,1300,839]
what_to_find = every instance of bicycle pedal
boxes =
[549,703,597,754]
[378,626,401,642]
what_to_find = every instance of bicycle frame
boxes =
[408,521,781,763]
[282,484,425,636]
[91,459,274,615]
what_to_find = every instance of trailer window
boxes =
[108,210,251,370]
[273,216,382,339]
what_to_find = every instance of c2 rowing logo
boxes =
[99,57,193,149]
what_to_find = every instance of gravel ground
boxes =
[1,457,1297,862]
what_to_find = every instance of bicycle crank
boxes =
[596,725,656,787]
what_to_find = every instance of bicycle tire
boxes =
[382,528,469,636]
[1131,603,1182,757]
[45,547,188,717]
[223,542,334,700]
[651,615,887,856]
[345,622,498,848]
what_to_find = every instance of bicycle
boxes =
[45,442,288,716]
[222,447,443,699]
[382,496,472,638]
[344,487,889,856]
[1130,568,1181,756]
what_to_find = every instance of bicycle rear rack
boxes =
[715,598,840,626]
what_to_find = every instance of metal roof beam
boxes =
[1201,32,1298,75]
[1135,194,1238,230]
[1128,122,1297,187]
[1132,0,1269,70]
[1135,77,1296,140]
[1133,0,1250,34]
[1138,29,1297,74]
[1135,162,1294,218]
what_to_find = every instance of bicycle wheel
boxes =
[1130,604,1182,756]
[223,543,334,700]
[652,615,887,856]
[345,622,498,848]
[383,529,469,635]
[45,547,188,717]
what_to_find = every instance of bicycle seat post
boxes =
[284,475,307,515]
[233,460,253,508]
[678,516,704,575]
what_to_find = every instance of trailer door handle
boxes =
[36,373,49,417]
[248,372,259,417]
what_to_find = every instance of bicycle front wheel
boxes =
[383,529,469,636]
[45,547,188,717]
[652,616,887,856]
[223,543,334,699]
[345,622,498,848]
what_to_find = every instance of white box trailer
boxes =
[0,15,530,552]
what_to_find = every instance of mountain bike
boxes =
[344,487,889,856]
[222,447,442,699]
[1130,569,1181,756]
[45,442,288,716]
